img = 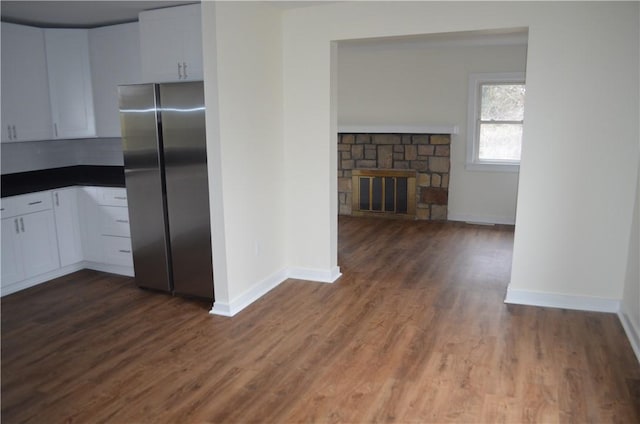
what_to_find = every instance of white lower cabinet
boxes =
[52,187,83,267]
[103,236,133,267]
[1,193,60,291]
[2,218,25,285]
[20,210,60,278]
[1,186,133,296]
[79,186,133,269]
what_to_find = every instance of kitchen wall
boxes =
[280,1,639,308]
[338,38,527,224]
[203,1,286,315]
[1,138,123,174]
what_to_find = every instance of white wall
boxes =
[338,38,527,224]
[281,2,639,308]
[202,2,287,315]
[620,159,640,361]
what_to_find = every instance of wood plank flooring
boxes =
[2,216,639,423]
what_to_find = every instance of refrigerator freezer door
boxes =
[119,84,172,292]
[159,81,214,299]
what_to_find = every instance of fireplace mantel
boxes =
[338,124,459,134]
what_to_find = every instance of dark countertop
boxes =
[1,166,125,198]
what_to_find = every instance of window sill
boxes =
[465,162,520,173]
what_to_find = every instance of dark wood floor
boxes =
[2,216,639,423]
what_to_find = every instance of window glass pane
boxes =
[480,84,525,121]
[478,123,522,161]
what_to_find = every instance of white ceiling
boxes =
[0,1,334,28]
[0,1,197,28]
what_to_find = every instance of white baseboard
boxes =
[83,261,134,277]
[618,310,640,363]
[504,287,620,313]
[1,261,134,297]
[448,213,515,226]
[210,268,289,317]
[287,266,342,283]
[1,262,85,296]
[210,266,342,317]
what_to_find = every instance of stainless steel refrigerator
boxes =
[118,81,214,300]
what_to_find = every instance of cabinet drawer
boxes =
[100,206,130,237]
[1,191,53,219]
[102,235,133,267]
[98,188,128,207]
[0,198,15,219]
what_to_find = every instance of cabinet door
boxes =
[19,210,60,279]
[53,188,83,267]
[1,218,25,287]
[139,8,183,82]
[0,22,53,143]
[139,4,203,82]
[177,4,203,81]
[89,22,141,137]
[45,29,96,139]
[78,186,101,262]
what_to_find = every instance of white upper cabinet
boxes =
[89,22,141,137]
[1,23,54,143]
[45,29,96,139]
[139,4,203,82]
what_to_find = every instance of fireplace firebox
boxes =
[352,169,416,218]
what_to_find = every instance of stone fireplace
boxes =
[338,133,450,220]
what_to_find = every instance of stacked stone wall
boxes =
[338,133,450,220]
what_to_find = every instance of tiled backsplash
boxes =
[1,138,124,174]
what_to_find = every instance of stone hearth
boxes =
[338,133,450,220]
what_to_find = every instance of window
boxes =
[467,72,525,172]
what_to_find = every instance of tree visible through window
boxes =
[478,83,525,161]
[466,72,525,172]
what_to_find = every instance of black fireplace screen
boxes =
[358,176,409,214]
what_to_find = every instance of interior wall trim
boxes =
[448,213,516,226]
[209,266,342,317]
[287,266,342,283]
[0,261,133,297]
[504,287,620,313]
[209,268,289,317]
[338,124,459,134]
[619,310,640,364]
[83,261,134,277]
[0,263,84,297]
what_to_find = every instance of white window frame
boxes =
[466,72,525,172]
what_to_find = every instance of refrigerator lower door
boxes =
[159,81,214,300]
[119,84,172,293]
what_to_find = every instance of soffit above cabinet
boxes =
[0,1,198,28]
